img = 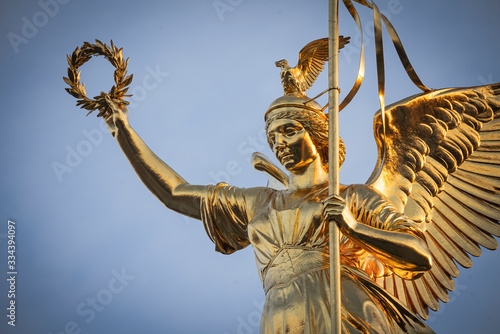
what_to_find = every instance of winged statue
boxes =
[75,32,500,333]
[275,36,350,95]
[253,82,500,323]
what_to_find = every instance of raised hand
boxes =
[104,95,130,136]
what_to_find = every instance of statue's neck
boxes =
[288,157,328,192]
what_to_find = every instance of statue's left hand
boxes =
[104,95,129,137]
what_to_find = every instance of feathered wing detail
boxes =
[367,83,500,319]
[296,36,350,93]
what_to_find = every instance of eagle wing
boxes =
[367,83,500,319]
[296,36,350,93]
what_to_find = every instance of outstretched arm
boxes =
[104,97,206,220]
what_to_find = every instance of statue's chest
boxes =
[247,192,326,247]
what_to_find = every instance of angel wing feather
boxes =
[369,82,500,319]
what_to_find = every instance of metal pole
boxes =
[328,0,342,333]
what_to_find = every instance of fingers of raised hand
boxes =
[105,95,121,113]
[104,95,129,125]
[105,95,129,116]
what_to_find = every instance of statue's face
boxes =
[267,118,319,173]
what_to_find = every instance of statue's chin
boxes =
[285,163,309,175]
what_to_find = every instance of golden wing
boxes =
[368,83,500,319]
[251,152,289,190]
[296,36,350,93]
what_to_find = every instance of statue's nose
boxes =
[274,135,287,150]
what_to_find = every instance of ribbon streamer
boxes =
[372,1,386,141]
[327,0,431,113]
[342,0,432,158]
[338,0,366,112]
[352,0,431,93]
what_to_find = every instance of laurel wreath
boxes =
[63,39,133,118]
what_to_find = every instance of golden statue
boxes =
[65,7,500,326]
[96,28,500,330]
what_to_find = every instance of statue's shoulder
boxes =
[340,183,388,204]
[340,183,373,195]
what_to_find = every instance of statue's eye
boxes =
[284,128,298,137]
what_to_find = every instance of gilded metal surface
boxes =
[328,1,343,331]
[99,32,500,334]
[339,0,365,112]
[64,40,133,118]
[367,83,500,320]
[349,0,430,93]
[275,37,349,96]
[251,152,290,190]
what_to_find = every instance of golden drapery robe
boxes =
[201,182,435,334]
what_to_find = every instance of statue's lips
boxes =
[279,152,293,164]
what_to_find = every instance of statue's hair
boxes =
[265,110,346,171]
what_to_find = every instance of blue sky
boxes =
[1,0,499,333]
